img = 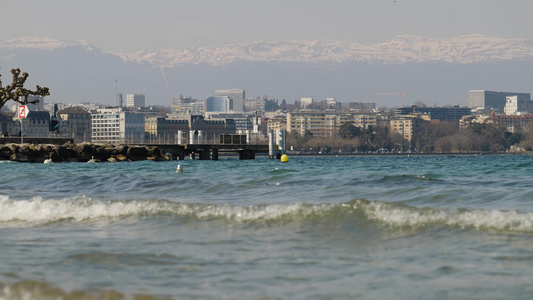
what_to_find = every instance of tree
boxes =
[338,122,362,139]
[0,68,50,110]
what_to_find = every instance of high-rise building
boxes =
[468,90,530,111]
[215,89,245,112]
[126,93,145,108]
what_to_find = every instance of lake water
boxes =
[1,155,533,299]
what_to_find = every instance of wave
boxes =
[1,195,533,233]
[0,279,167,300]
[378,174,442,183]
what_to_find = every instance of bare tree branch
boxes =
[0,68,50,110]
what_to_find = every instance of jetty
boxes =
[0,131,287,162]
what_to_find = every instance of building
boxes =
[171,96,205,115]
[244,98,279,112]
[340,102,376,111]
[126,93,146,108]
[0,111,14,136]
[57,107,92,142]
[389,115,429,141]
[395,105,471,124]
[145,116,189,143]
[467,90,530,111]
[189,115,236,143]
[300,98,314,108]
[215,89,245,113]
[205,96,232,112]
[13,111,51,137]
[91,108,145,144]
[504,96,533,115]
[287,110,378,137]
[485,114,533,133]
[205,112,250,132]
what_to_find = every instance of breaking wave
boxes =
[1,195,533,233]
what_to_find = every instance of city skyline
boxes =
[3,0,533,53]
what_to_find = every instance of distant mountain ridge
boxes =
[2,34,533,67]
[1,35,533,107]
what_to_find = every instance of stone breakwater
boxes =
[0,143,170,163]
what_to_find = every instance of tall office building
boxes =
[215,89,245,112]
[468,90,530,111]
[126,93,145,108]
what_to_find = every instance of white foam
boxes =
[362,200,533,232]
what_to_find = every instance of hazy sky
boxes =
[3,0,533,53]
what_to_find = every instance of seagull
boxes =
[176,164,183,173]
[43,158,52,164]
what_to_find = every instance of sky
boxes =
[3,0,533,53]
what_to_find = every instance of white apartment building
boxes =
[91,108,145,144]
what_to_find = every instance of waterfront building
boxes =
[266,116,287,132]
[395,105,471,124]
[205,112,250,132]
[145,116,189,144]
[91,108,145,144]
[126,93,146,108]
[389,115,429,141]
[13,111,50,137]
[287,110,378,137]
[205,96,232,112]
[0,111,14,136]
[57,107,92,142]
[215,89,245,113]
[467,90,530,111]
[189,115,236,144]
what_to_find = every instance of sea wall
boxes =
[0,143,170,163]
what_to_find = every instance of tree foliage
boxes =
[0,68,50,110]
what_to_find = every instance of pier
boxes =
[145,130,286,160]
[147,143,271,160]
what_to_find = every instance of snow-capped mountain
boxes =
[1,35,532,107]
[2,34,533,67]
[120,34,533,67]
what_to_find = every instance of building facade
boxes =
[389,115,429,141]
[57,107,92,142]
[395,105,471,124]
[287,110,378,137]
[468,90,530,111]
[205,96,232,112]
[91,108,145,144]
[504,96,533,115]
[126,93,146,108]
[215,89,245,113]
[145,117,189,143]
[485,114,533,133]
[171,96,205,115]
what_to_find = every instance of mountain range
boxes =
[1,34,533,107]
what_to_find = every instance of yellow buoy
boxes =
[280,154,289,163]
